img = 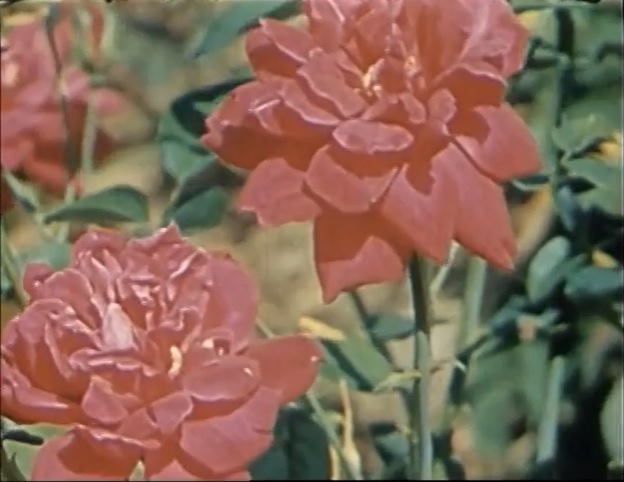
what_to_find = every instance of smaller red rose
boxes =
[1,224,321,481]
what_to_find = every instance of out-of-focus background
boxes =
[1,1,622,480]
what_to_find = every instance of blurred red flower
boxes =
[0,3,123,213]
[1,225,320,480]
[202,0,541,302]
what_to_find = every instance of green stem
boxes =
[407,256,433,480]
[255,320,358,480]
[536,356,566,464]
[455,256,487,352]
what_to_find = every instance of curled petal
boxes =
[246,336,321,403]
[31,427,143,481]
[438,151,517,269]
[379,144,460,263]
[202,84,277,171]
[181,356,260,404]
[80,377,129,427]
[143,445,251,481]
[237,157,321,226]
[179,386,280,476]
[22,262,54,299]
[455,104,541,182]
[27,268,101,328]
[303,0,363,51]
[439,61,506,108]
[246,19,314,79]
[149,391,194,435]
[296,50,367,118]
[306,146,397,213]
[1,359,80,426]
[203,255,258,352]
[70,228,126,265]
[332,119,414,159]
[313,211,407,303]
[279,81,340,138]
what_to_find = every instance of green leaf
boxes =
[578,182,623,217]
[321,334,394,392]
[187,1,298,59]
[565,158,621,188]
[369,314,413,341]
[564,265,624,301]
[250,407,330,480]
[526,236,572,303]
[165,187,229,233]
[1,241,70,299]
[158,79,249,183]
[564,157,623,216]
[43,186,149,225]
[551,114,612,156]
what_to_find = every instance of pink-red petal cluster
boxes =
[1,225,321,480]
[1,3,123,213]
[202,0,541,302]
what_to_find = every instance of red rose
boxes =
[202,0,541,302]
[1,225,321,480]
[0,5,122,214]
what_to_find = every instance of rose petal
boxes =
[181,356,260,404]
[237,157,321,226]
[246,19,314,79]
[455,104,542,182]
[179,386,280,475]
[245,336,321,403]
[1,359,80,426]
[149,391,194,435]
[438,60,506,108]
[379,144,459,263]
[203,255,258,351]
[143,445,251,481]
[279,80,340,138]
[31,427,143,481]
[296,50,367,118]
[306,146,397,213]
[332,119,414,158]
[438,151,517,269]
[202,82,278,171]
[313,211,407,303]
[81,377,129,427]
[21,262,54,299]
[27,268,101,328]
[303,0,362,51]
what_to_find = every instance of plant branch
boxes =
[407,256,433,480]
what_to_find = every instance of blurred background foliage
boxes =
[0,0,622,480]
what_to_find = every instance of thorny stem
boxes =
[407,256,433,480]
[255,320,359,480]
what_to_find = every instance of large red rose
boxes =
[202,0,541,302]
[0,4,123,213]
[0,225,321,480]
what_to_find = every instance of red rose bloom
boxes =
[0,5,122,213]
[1,225,320,480]
[202,0,541,302]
